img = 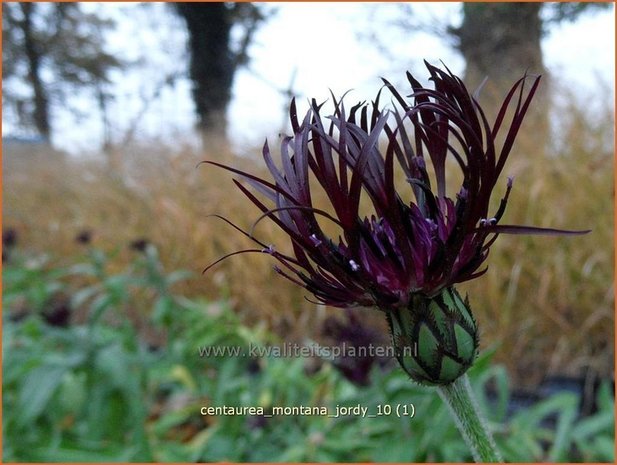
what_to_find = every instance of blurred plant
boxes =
[3,253,69,318]
[3,243,193,460]
[3,252,155,461]
[3,251,613,462]
[37,243,191,366]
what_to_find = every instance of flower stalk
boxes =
[437,374,503,462]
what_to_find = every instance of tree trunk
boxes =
[176,3,234,153]
[20,3,51,140]
[452,3,548,149]
[456,3,544,89]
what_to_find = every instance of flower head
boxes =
[203,62,588,385]
[204,62,587,311]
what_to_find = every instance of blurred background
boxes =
[2,2,615,462]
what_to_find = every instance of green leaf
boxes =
[591,436,615,462]
[88,293,113,324]
[17,364,67,426]
[596,381,614,411]
[67,262,97,277]
[70,285,101,309]
[166,269,193,285]
[152,296,174,327]
[548,395,577,461]
[513,392,578,428]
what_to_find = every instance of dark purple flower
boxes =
[203,62,587,311]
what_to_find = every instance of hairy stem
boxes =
[437,374,503,462]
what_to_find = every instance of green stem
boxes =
[437,374,503,463]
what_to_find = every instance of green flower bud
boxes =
[386,287,479,385]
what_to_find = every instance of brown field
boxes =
[3,83,614,387]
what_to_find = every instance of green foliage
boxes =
[3,248,614,462]
[469,355,615,463]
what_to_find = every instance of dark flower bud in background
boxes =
[322,309,389,386]
[2,227,18,262]
[246,357,261,376]
[130,238,151,253]
[42,294,72,328]
[3,228,18,249]
[75,229,93,245]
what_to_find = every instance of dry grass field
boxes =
[3,84,613,387]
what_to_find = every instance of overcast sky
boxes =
[7,2,615,155]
